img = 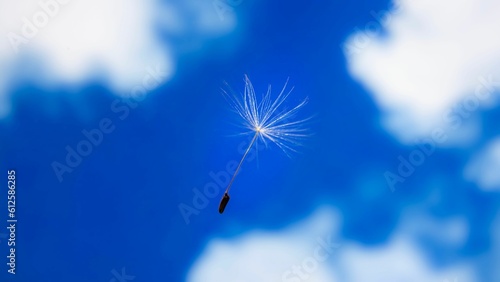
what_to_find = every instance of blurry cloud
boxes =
[344,0,500,145]
[0,0,237,118]
[187,207,341,282]
[407,215,469,249]
[340,236,474,282]
[464,137,500,191]
[188,207,476,282]
[470,209,500,280]
[489,210,500,279]
[342,211,473,281]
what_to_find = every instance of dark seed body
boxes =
[219,193,230,214]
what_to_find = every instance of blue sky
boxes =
[1,0,500,281]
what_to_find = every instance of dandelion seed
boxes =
[218,75,310,214]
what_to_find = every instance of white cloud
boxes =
[464,137,500,191]
[489,210,500,279]
[340,236,474,282]
[0,0,236,118]
[187,207,476,282]
[469,209,500,280]
[341,211,473,282]
[344,0,500,144]
[187,207,341,282]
